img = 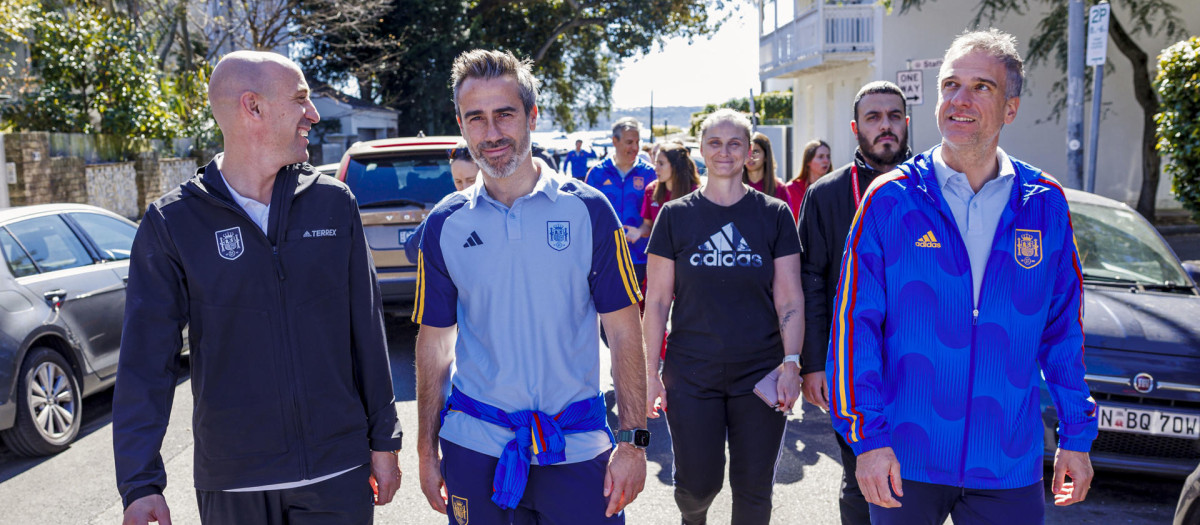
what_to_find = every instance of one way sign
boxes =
[897,69,923,105]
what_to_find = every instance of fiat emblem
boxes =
[1132,373,1154,394]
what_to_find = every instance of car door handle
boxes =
[43,289,67,309]
[122,275,129,284]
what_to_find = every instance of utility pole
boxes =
[1066,0,1085,189]
[649,91,655,144]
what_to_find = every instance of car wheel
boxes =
[0,347,81,456]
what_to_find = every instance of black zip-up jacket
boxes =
[796,149,909,374]
[113,159,402,508]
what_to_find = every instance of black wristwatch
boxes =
[616,428,651,449]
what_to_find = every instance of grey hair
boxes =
[699,108,752,142]
[940,28,1025,99]
[450,49,541,117]
[612,117,641,140]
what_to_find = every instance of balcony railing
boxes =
[760,3,878,78]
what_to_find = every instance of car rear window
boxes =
[344,153,456,207]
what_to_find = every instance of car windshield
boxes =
[1071,201,1191,288]
[344,153,455,207]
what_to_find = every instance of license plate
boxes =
[398,228,415,246]
[1098,405,1200,438]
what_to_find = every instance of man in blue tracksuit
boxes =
[587,117,656,287]
[564,139,597,180]
[827,30,1097,524]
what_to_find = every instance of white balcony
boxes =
[760,2,880,79]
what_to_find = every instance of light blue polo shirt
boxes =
[412,168,642,464]
[933,145,1016,305]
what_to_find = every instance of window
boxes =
[344,153,456,207]
[0,229,36,277]
[70,212,136,261]
[6,215,94,273]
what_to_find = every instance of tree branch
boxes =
[1108,10,1161,220]
[533,16,606,62]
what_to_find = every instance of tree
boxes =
[891,0,1188,221]
[0,0,37,98]
[688,89,794,136]
[306,0,730,136]
[6,6,178,140]
[1155,37,1200,223]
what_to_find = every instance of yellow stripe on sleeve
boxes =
[613,229,639,304]
[411,250,425,324]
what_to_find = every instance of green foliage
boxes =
[1155,37,1200,222]
[0,0,37,97]
[653,124,683,137]
[688,89,794,136]
[6,6,178,141]
[299,0,729,135]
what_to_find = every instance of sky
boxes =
[609,8,759,109]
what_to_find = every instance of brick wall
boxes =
[3,132,198,219]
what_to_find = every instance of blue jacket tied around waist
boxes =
[442,387,615,509]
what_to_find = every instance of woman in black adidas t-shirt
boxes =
[643,108,804,525]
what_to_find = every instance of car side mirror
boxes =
[1184,262,1200,287]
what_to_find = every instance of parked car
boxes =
[1178,461,1200,525]
[0,204,142,456]
[336,136,460,314]
[1040,189,1200,477]
[314,163,339,177]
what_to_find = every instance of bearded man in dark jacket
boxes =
[795,80,912,525]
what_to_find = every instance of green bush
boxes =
[1155,37,1200,223]
[689,89,794,137]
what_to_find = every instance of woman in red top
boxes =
[639,142,700,358]
[641,142,701,232]
[784,139,831,221]
[743,132,790,207]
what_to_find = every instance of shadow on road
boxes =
[0,360,191,484]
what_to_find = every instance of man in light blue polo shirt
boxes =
[412,49,649,525]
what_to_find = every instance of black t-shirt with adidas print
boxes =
[647,189,801,363]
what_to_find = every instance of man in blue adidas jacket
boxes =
[827,29,1097,524]
[586,117,656,287]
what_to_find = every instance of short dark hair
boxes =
[450,49,540,118]
[852,81,906,122]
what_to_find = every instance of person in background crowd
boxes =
[638,143,654,165]
[643,109,803,525]
[827,30,1096,524]
[744,132,790,206]
[638,141,702,359]
[449,140,478,191]
[564,139,597,180]
[587,117,657,289]
[784,139,831,221]
[413,49,648,525]
[796,79,911,525]
[114,50,402,525]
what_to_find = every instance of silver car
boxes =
[0,204,142,456]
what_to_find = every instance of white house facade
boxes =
[759,0,1200,209]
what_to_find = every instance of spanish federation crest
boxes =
[1014,229,1042,269]
[215,227,244,261]
[547,221,570,251]
[452,495,469,525]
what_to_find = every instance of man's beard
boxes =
[471,132,531,179]
[857,129,909,168]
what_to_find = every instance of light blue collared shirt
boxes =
[933,145,1016,306]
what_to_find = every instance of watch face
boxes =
[633,429,651,447]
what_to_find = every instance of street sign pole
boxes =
[1085,2,1110,193]
[897,68,923,151]
[1067,0,1085,189]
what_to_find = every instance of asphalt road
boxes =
[0,316,1187,524]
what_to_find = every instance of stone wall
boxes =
[2,132,198,220]
[85,162,138,218]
